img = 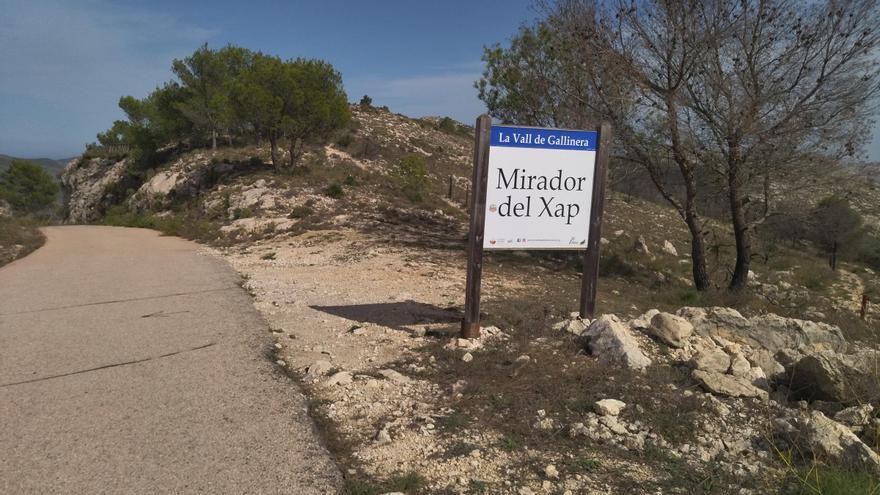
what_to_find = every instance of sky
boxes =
[0,0,535,159]
[1,0,879,160]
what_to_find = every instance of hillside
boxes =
[60,105,880,494]
[0,154,71,177]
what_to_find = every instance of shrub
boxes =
[359,95,372,107]
[288,205,313,219]
[249,156,263,167]
[858,235,880,271]
[0,160,59,216]
[343,174,357,186]
[438,116,458,134]
[335,133,354,148]
[325,183,344,199]
[394,154,430,202]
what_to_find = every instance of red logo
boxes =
[489,239,496,245]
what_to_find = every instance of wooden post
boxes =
[579,123,613,319]
[448,175,454,199]
[461,115,492,338]
[861,294,869,321]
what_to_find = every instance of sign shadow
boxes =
[309,300,461,331]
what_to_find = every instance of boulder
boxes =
[692,370,769,399]
[662,240,678,257]
[303,360,332,382]
[793,411,880,476]
[648,312,693,348]
[630,309,660,331]
[594,399,626,416]
[582,315,652,371]
[746,349,786,380]
[834,404,874,432]
[634,235,651,255]
[690,348,732,374]
[788,350,880,405]
[677,307,847,354]
[552,317,589,335]
[728,353,751,377]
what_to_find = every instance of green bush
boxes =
[359,94,372,107]
[343,174,358,186]
[335,133,354,148]
[0,160,59,216]
[249,156,263,167]
[325,183,344,199]
[394,154,430,202]
[858,235,880,271]
[288,205,313,219]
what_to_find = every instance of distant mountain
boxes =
[0,154,73,177]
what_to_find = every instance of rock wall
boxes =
[61,157,129,223]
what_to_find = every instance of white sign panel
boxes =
[483,125,597,250]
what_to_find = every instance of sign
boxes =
[483,126,598,250]
[461,116,611,338]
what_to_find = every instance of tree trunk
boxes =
[728,144,751,291]
[665,94,711,291]
[288,138,301,168]
[830,241,838,271]
[211,128,217,150]
[269,135,279,172]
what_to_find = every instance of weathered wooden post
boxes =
[861,294,869,320]
[579,123,612,319]
[448,175,454,199]
[461,115,492,338]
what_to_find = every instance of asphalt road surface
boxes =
[0,226,340,494]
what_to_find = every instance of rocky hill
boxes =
[0,154,70,177]
[60,105,880,493]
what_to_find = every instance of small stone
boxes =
[544,464,559,479]
[662,240,678,256]
[351,327,367,336]
[303,360,332,382]
[462,352,474,363]
[374,427,392,444]
[325,371,353,386]
[275,359,287,367]
[378,369,411,383]
[412,327,427,338]
[515,355,531,364]
[595,399,627,416]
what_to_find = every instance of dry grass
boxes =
[0,217,45,267]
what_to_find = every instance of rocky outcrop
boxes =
[780,411,880,476]
[582,315,652,371]
[678,306,847,354]
[61,157,129,223]
[787,349,880,404]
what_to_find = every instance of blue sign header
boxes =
[490,125,597,151]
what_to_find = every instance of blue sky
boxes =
[0,0,535,158]
[2,0,879,161]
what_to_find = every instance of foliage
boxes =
[324,183,344,199]
[359,94,372,107]
[93,44,350,174]
[858,235,880,272]
[393,154,430,202]
[0,160,59,215]
[808,196,865,259]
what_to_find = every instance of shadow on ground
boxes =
[310,301,461,330]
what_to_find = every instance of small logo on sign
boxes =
[489,239,496,245]
[489,204,497,213]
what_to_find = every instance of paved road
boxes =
[0,226,340,494]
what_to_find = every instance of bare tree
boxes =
[682,0,880,289]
